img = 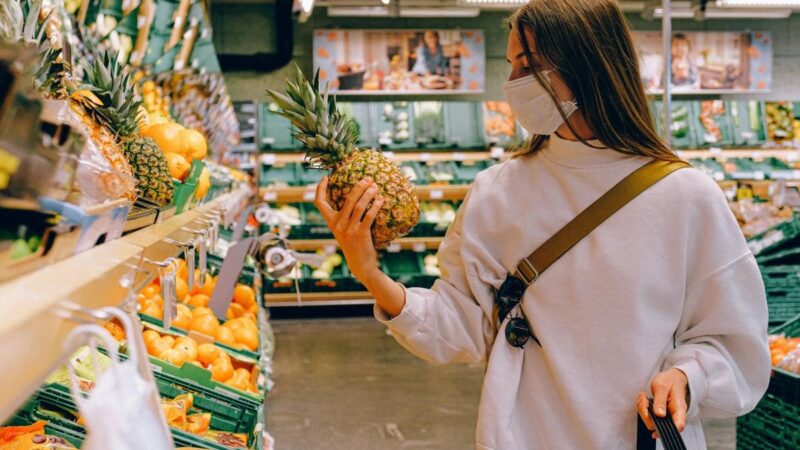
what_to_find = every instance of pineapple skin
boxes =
[123,137,174,206]
[327,150,420,249]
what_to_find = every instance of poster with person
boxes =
[313,29,485,95]
[635,31,772,94]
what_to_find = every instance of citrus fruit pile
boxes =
[142,329,258,394]
[769,334,800,373]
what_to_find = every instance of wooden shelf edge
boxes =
[259,184,469,203]
[261,151,494,165]
[289,236,443,251]
[264,291,374,306]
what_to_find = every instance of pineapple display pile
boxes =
[267,67,420,249]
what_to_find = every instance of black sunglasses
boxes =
[496,276,541,348]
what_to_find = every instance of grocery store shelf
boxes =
[264,291,374,306]
[260,184,469,203]
[0,197,41,211]
[289,236,443,251]
[0,188,250,422]
[260,150,494,165]
[678,148,800,161]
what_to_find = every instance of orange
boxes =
[233,285,256,309]
[166,153,190,181]
[148,337,172,357]
[159,348,189,367]
[215,327,236,346]
[104,321,125,341]
[143,330,161,345]
[773,354,785,366]
[174,337,198,362]
[195,168,210,200]
[222,318,244,332]
[192,307,215,318]
[234,368,251,380]
[187,294,210,308]
[197,343,221,366]
[175,278,189,302]
[240,315,258,332]
[150,295,164,307]
[225,375,249,392]
[161,335,176,347]
[176,304,193,319]
[189,314,220,337]
[248,304,258,314]
[141,285,160,298]
[142,122,184,155]
[210,358,234,382]
[172,312,191,330]
[190,272,212,295]
[233,328,259,352]
[226,303,246,320]
[181,128,208,161]
[198,276,216,297]
[141,300,163,319]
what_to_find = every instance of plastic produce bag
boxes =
[64,312,174,450]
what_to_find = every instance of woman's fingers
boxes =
[360,196,384,230]
[651,377,670,418]
[338,179,372,221]
[637,393,656,432]
[351,185,378,223]
[314,177,337,224]
[668,387,688,432]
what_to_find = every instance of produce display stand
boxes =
[0,187,250,423]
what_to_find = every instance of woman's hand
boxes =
[315,177,384,284]
[637,368,689,439]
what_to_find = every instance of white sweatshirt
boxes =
[375,134,770,450]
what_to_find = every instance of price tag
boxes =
[248,117,257,125]
[263,191,278,201]
[262,137,275,145]
[453,152,466,161]
[383,151,395,160]
[741,131,755,140]
[379,137,393,146]
[324,244,337,255]
[675,150,685,159]
[713,172,725,181]
[387,243,402,253]
[709,147,722,156]
[261,153,277,165]
[793,170,800,179]
[412,242,426,253]
[754,171,765,180]
[429,189,444,200]
[303,190,316,202]
[788,152,799,162]
[490,146,505,159]
[174,16,183,27]
[137,15,147,28]
[752,151,763,160]
[419,153,432,162]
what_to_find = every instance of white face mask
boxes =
[503,70,578,135]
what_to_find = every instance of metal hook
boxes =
[58,301,113,324]
[163,237,194,248]
[143,257,178,269]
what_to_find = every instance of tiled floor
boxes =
[266,318,735,449]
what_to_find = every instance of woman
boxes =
[412,30,448,76]
[314,1,769,449]
[671,33,697,87]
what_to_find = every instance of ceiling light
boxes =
[327,6,390,16]
[399,8,480,17]
[705,7,793,16]
[381,0,390,4]
[653,7,696,18]
[717,0,800,6]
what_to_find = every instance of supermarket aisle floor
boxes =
[266,318,735,450]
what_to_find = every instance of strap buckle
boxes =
[515,258,539,286]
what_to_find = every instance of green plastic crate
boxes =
[652,100,697,149]
[749,217,800,257]
[298,163,325,185]
[338,102,375,148]
[259,163,300,187]
[453,160,488,184]
[693,100,735,148]
[258,103,298,151]
[729,100,767,147]
[371,102,415,150]
[173,159,205,214]
[737,393,800,450]
[305,253,350,293]
[381,251,436,289]
[139,314,261,362]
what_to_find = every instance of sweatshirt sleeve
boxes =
[665,251,770,420]
[374,190,494,365]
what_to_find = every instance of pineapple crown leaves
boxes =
[79,48,143,138]
[266,65,360,170]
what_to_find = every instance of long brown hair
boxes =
[510,0,680,162]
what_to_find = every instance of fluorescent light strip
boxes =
[717,0,800,6]
[462,0,527,4]
[399,8,480,17]
[327,6,390,16]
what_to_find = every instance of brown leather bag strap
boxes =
[514,159,690,286]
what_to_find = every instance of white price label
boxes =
[303,190,316,202]
[754,171,765,180]
[429,189,444,200]
[789,152,799,162]
[713,172,725,181]
[453,152,466,162]
[383,151,395,160]
[676,150,685,159]
[324,244,337,255]
[419,153,432,162]
[411,243,426,253]
[248,117,256,125]
[741,131,755,140]
[263,191,278,201]
[137,15,147,28]
[261,153,277,165]
[387,243,402,253]
[174,16,183,27]
[490,146,505,159]
[793,170,800,179]
[752,152,763,160]
[709,147,723,156]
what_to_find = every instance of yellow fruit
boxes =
[233,285,256,309]
[190,272,212,295]
[142,123,185,155]
[210,358,234,382]
[170,280,187,304]
[143,330,160,345]
[240,314,258,331]
[142,80,157,93]
[181,128,208,161]
[148,336,172,357]
[187,294,210,308]
[141,285,160,298]
[215,326,236,346]
[195,168,211,200]
[233,328,259,352]
[222,318,245,332]
[189,314,220,337]
[172,312,191,330]
[166,153,190,181]
[159,348,189,367]
[161,336,176,347]
[174,337,199,362]
[198,276,216,297]
[227,304,246,320]
[176,304,193,318]
[197,343,221,366]
[141,300,163,319]
[104,321,125,341]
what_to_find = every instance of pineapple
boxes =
[267,67,420,249]
[74,50,173,205]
